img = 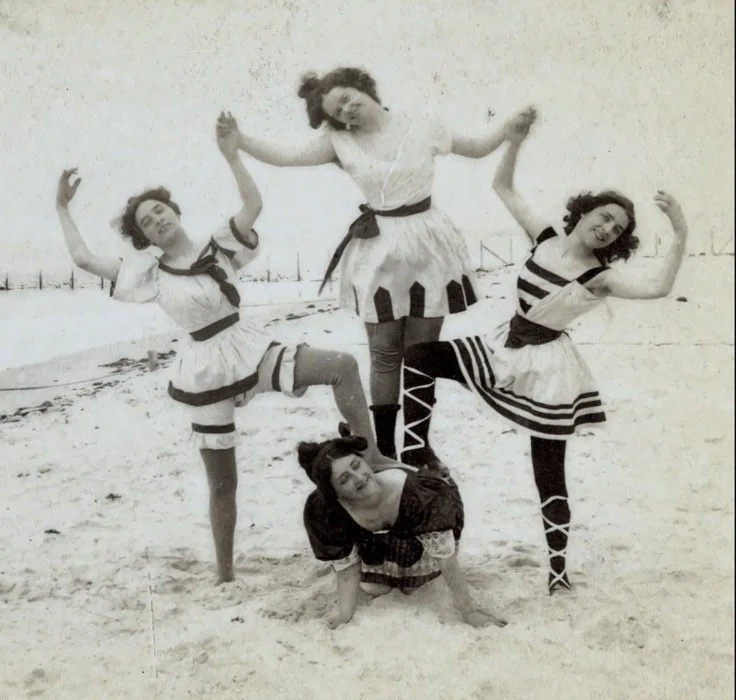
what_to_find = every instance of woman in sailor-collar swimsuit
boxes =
[399,113,690,594]
[55,114,397,584]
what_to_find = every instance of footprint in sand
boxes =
[499,543,542,569]
[583,612,653,651]
[260,583,334,623]
[236,553,337,622]
[505,554,541,569]
[192,579,264,610]
[24,668,49,697]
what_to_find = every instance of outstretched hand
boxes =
[506,106,537,143]
[56,168,81,208]
[654,190,687,235]
[216,111,241,159]
[654,190,683,217]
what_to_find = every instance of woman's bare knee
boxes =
[332,351,359,376]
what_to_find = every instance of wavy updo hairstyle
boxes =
[563,190,639,264]
[297,67,381,131]
[297,435,369,500]
[119,187,181,250]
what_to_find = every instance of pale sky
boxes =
[1,0,733,281]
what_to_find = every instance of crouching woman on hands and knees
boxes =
[298,434,507,628]
[54,113,397,585]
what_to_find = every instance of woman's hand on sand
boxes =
[326,610,353,629]
[216,111,241,159]
[462,608,508,628]
[56,168,81,208]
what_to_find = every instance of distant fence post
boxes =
[4,273,8,290]
[296,251,301,282]
[100,276,104,290]
[39,270,43,290]
[70,269,75,290]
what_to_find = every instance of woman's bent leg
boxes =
[294,346,390,463]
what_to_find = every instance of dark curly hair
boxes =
[563,190,639,264]
[297,435,369,500]
[119,187,181,250]
[297,67,381,131]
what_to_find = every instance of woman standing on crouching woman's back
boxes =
[55,113,397,585]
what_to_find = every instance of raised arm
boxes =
[451,106,536,159]
[492,111,547,243]
[227,112,336,167]
[589,192,689,300]
[56,169,121,282]
[216,112,263,242]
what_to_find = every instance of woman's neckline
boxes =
[338,468,409,531]
[158,239,212,271]
[533,234,603,283]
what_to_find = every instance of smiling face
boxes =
[576,203,630,251]
[134,199,181,248]
[330,453,378,502]
[321,86,376,129]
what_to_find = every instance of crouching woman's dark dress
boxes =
[304,469,464,592]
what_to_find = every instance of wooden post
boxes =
[296,251,301,282]
[39,270,43,290]
[100,276,104,290]
[70,269,75,290]
[4,273,8,290]
[147,350,160,372]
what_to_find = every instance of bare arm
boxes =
[216,112,262,243]
[327,561,361,629]
[231,119,336,167]
[439,552,506,628]
[451,106,536,159]
[451,123,508,159]
[492,112,547,243]
[56,169,121,282]
[588,192,689,300]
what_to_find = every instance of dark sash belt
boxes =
[190,313,240,341]
[504,313,563,349]
[318,196,432,294]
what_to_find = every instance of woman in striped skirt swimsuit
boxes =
[399,112,690,593]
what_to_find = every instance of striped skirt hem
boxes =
[448,336,606,439]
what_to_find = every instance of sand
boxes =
[1,259,733,699]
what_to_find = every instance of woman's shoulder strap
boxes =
[576,265,609,286]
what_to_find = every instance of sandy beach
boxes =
[1,259,732,699]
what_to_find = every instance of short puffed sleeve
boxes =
[111,251,160,304]
[303,491,358,564]
[415,530,456,559]
[431,120,453,156]
[210,218,260,272]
